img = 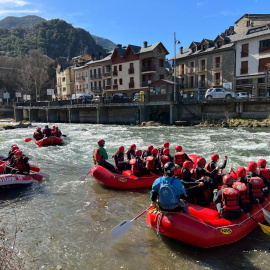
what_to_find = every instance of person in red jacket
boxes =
[213,174,247,220]
[173,145,194,167]
[33,127,43,141]
[160,148,173,168]
[205,154,227,183]
[145,148,162,174]
[5,150,30,175]
[130,150,148,176]
[257,159,270,183]
[158,141,170,157]
[112,146,131,172]
[126,144,136,162]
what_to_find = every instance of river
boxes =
[0,123,269,270]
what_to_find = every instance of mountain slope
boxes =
[0,15,46,29]
[92,35,116,51]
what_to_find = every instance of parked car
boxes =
[236,92,248,99]
[91,96,101,103]
[110,93,132,103]
[205,88,235,100]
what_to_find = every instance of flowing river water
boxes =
[0,122,270,270]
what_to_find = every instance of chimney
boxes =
[180,46,183,54]
[117,44,122,48]
[143,41,148,48]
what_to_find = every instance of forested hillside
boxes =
[0,15,46,29]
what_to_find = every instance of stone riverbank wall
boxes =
[10,97,270,124]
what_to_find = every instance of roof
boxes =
[149,79,176,86]
[235,14,270,24]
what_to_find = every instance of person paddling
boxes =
[33,127,43,141]
[150,162,189,213]
[213,174,247,220]
[4,150,30,175]
[126,144,136,162]
[205,154,227,184]
[43,125,51,137]
[93,139,117,173]
[112,146,131,172]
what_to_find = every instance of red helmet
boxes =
[147,145,154,151]
[183,161,193,170]
[98,139,105,147]
[16,150,23,156]
[36,127,41,131]
[211,153,219,163]
[130,144,136,150]
[151,148,159,155]
[197,157,206,167]
[163,142,170,148]
[223,174,234,185]
[55,126,58,130]
[12,145,19,151]
[11,144,18,148]
[118,146,124,152]
[236,167,247,178]
[53,126,56,129]
[258,159,267,168]
[247,161,257,172]
[135,149,142,156]
[163,148,170,155]
[175,145,182,152]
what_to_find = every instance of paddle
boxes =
[30,172,43,182]
[263,208,270,224]
[249,215,270,235]
[37,171,50,179]
[78,170,92,181]
[25,138,32,142]
[111,207,151,239]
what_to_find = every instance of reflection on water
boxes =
[0,123,270,269]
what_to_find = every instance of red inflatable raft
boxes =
[91,165,161,189]
[146,194,270,248]
[34,136,64,147]
[0,174,35,188]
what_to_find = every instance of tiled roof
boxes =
[229,26,270,42]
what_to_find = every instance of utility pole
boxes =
[174,32,180,102]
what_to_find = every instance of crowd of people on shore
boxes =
[93,139,270,220]
[33,125,62,141]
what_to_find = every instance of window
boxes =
[216,41,222,48]
[119,78,122,85]
[215,57,221,69]
[114,79,117,84]
[62,77,66,82]
[202,44,207,51]
[241,61,248,74]
[63,87,66,92]
[241,43,249,57]
[259,57,270,72]
[159,59,164,67]
[260,39,270,54]
[192,47,196,53]
[119,65,122,71]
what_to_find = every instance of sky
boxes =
[0,0,270,58]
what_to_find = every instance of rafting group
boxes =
[25,125,66,147]
[91,139,270,247]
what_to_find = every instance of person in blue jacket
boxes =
[150,162,189,213]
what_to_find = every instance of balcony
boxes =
[103,72,111,77]
[129,82,135,88]
[199,65,206,72]
[259,46,270,54]
[258,65,270,72]
[141,66,156,72]
[113,84,118,89]
[240,68,248,74]
[128,68,134,74]
[142,81,150,87]
[188,67,195,73]
[241,51,249,57]
[76,76,85,82]
[113,70,118,76]
[105,85,111,90]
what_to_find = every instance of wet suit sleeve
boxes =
[219,160,227,170]
[213,190,222,204]
[150,178,161,202]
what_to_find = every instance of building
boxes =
[173,13,270,98]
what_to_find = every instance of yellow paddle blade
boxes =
[258,222,270,235]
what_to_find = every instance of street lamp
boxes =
[174,32,180,101]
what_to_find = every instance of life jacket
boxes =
[146,156,155,170]
[258,168,270,184]
[114,153,124,167]
[222,188,240,211]
[130,158,140,173]
[160,155,169,168]
[248,177,264,198]
[205,162,218,178]
[14,157,28,171]
[191,168,198,180]
[158,177,182,209]
[94,148,102,163]
[233,182,250,204]
[174,152,186,166]
[34,131,43,140]
[55,130,62,137]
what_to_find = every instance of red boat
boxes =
[146,194,270,248]
[34,136,64,147]
[91,165,161,189]
[0,174,34,188]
